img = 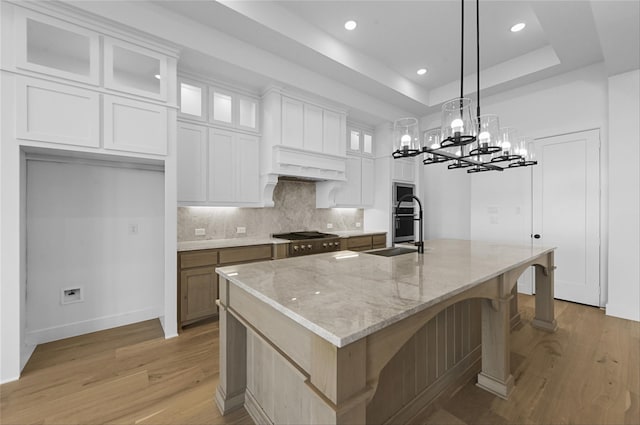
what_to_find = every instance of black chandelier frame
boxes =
[392,0,537,173]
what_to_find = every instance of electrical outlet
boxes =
[236,226,246,234]
[327,223,333,229]
[195,228,206,236]
[61,287,83,304]
[355,222,361,228]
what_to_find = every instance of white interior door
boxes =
[532,129,600,306]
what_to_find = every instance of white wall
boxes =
[25,160,165,344]
[606,69,640,322]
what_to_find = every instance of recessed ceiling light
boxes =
[344,20,357,31]
[510,22,526,32]
[417,68,428,76]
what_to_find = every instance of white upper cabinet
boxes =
[177,123,208,203]
[178,79,207,121]
[303,103,323,152]
[103,95,167,155]
[104,38,168,101]
[16,77,100,148]
[237,95,259,131]
[209,86,259,132]
[8,4,178,159]
[15,8,100,85]
[208,128,260,205]
[262,87,347,182]
[333,155,374,208]
[323,110,343,156]
[347,124,374,156]
[280,95,346,155]
[282,96,304,148]
[392,158,416,183]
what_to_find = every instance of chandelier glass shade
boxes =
[392,117,421,158]
[470,114,501,156]
[441,98,476,148]
[390,0,537,173]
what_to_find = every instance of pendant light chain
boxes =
[460,0,464,101]
[476,0,481,124]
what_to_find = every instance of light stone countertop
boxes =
[217,239,554,347]
[177,231,387,252]
[178,237,289,252]
[332,230,387,237]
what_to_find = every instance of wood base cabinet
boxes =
[345,233,386,252]
[180,266,218,325]
[178,244,274,329]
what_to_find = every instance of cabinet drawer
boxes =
[346,235,373,250]
[180,250,218,269]
[372,234,386,248]
[219,244,272,265]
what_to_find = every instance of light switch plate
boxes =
[236,226,246,234]
[195,228,206,236]
[327,223,333,229]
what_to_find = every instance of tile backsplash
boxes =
[178,179,364,241]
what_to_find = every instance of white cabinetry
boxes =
[209,86,259,132]
[14,8,100,85]
[328,123,375,207]
[348,125,374,156]
[393,158,416,182]
[177,125,260,206]
[303,103,323,152]
[103,95,167,155]
[333,155,374,207]
[323,110,343,156]
[8,5,177,159]
[208,128,260,205]
[177,123,207,203]
[282,97,304,149]
[16,77,100,148]
[262,87,347,184]
[280,95,346,156]
[104,38,168,101]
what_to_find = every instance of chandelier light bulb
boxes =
[451,118,464,133]
[478,131,490,144]
[401,133,412,147]
[431,142,439,149]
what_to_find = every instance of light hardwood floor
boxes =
[1,295,638,425]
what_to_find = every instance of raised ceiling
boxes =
[143,1,638,124]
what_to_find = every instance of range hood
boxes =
[260,86,349,207]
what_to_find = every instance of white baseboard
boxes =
[20,342,36,371]
[605,303,640,322]
[25,306,163,345]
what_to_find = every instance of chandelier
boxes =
[392,0,537,173]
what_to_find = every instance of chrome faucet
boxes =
[395,194,424,254]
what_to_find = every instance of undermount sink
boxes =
[365,246,417,257]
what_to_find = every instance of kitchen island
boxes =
[215,239,557,425]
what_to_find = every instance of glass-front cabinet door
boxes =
[347,125,374,156]
[15,8,100,85]
[209,86,259,132]
[104,38,168,100]
[179,79,207,121]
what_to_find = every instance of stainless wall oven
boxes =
[393,183,415,243]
